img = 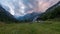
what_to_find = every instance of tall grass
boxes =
[0,21,60,34]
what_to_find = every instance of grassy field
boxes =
[0,21,60,34]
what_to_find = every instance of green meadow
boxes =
[0,21,60,34]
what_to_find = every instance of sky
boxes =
[0,0,60,17]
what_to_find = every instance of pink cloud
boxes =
[36,0,60,12]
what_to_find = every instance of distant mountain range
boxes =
[17,12,40,22]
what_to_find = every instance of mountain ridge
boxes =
[37,1,60,21]
[0,5,18,23]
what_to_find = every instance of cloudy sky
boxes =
[0,0,60,17]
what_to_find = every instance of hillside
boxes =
[0,5,18,23]
[38,1,60,21]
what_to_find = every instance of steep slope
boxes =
[37,1,60,21]
[0,5,18,23]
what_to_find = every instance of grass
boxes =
[0,21,60,34]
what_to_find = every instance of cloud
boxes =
[0,0,60,17]
[37,0,60,12]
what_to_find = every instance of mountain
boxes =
[37,1,60,21]
[0,4,40,22]
[17,12,40,22]
[0,5,18,23]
